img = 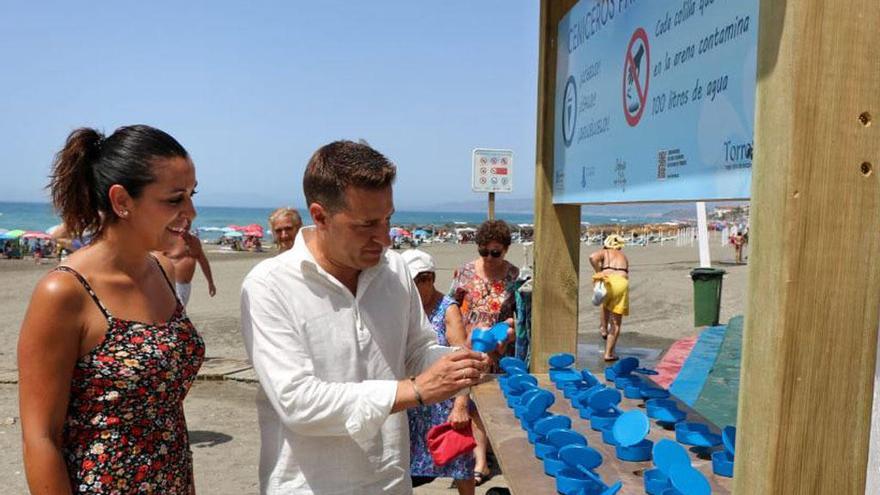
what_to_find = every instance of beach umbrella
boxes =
[0,229,7,235]
[23,231,52,240]
[1,229,25,240]
[243,228,263,238]
[222,231,243,238]
[45,224,62,235]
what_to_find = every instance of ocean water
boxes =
[0,201,671,234]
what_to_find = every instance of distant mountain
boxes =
[423,197,747,219]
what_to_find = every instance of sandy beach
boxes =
[0,237,748,494]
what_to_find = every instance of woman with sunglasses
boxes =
[449,220,519,485]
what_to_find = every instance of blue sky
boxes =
[0,1,540,209]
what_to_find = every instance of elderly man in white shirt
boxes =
[241,140,498,494]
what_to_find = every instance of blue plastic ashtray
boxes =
[589,388,622,412]
[578,406,594,421]
[674,422,722,448]
[590,410,620,431]
[615,438,653,462]
[522,410,552,432]
[581,370,600,386]
[557,445,622,495]
[543,428,587,477]
[534,438,555,460]
[551,369,584,386]
[506,374,538,393]
[644,468,671,495]
[640,386,671,400]
[513,389,542,417]
[614,375,641,390]
[563,381,586,399]
[652,439,692,477]
[548,428,587,449]
[557,446,603,494]
[613,356,640,375]
[549,352,576,369]
[500,356,527,372]
[543,452,567,477]
[669,463,711,495]
[521,389,555,422]
[722,425,736,456]
[604,367,618,382]
[646,399,687,424]
[624,384,644,399]
[612,410,650,447]
[470,329,496,353]
[711,450,734,477]
[599,424,618,446]
[471,322,509,352]
[574,384,607,408]
[532,415,571,438]
[555,467,603,495]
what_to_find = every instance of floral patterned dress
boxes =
[56,260,205,494]
[407,295,475,480]
[449,260,520,331]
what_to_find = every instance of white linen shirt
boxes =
[240,227,451,494]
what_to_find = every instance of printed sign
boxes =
[554,0,758,203]
[472,149,514,193]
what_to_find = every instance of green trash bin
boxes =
[690,267,726,326]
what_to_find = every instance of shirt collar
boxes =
[288,226,389,297]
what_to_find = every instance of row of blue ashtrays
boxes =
[498,354,736,495]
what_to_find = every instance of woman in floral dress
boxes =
[18,125,204,493]
[449,220,519,485]
[402,250,475,495]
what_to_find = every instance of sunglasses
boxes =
[478,248,504,258]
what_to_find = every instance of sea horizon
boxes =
[0,200,683,234]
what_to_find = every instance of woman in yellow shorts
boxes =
[589,234,630,361]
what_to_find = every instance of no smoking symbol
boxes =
[622,27,650,127]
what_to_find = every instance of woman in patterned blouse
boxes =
[449,220,519,485]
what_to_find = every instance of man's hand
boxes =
[415,349,489,405]
[208,282,217,297]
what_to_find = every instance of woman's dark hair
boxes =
[476,220,512,248]
[48,125,189,239]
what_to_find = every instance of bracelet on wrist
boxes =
[409,376,425,406]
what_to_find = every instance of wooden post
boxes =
[488,192,495,220]
[736,1,880,493]
[532,0,580,373]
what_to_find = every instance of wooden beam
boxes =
[736,1,880,493]
[532,0,580,373]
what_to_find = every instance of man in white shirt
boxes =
[240,141,495,494]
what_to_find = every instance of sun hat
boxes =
[401,249,435,279]
[604,234,626,250]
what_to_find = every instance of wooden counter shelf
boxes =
[471,374,733,495]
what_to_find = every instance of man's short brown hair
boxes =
[303,140,397,212]
[476,220,512,248]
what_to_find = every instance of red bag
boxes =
[426,422,476,466]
